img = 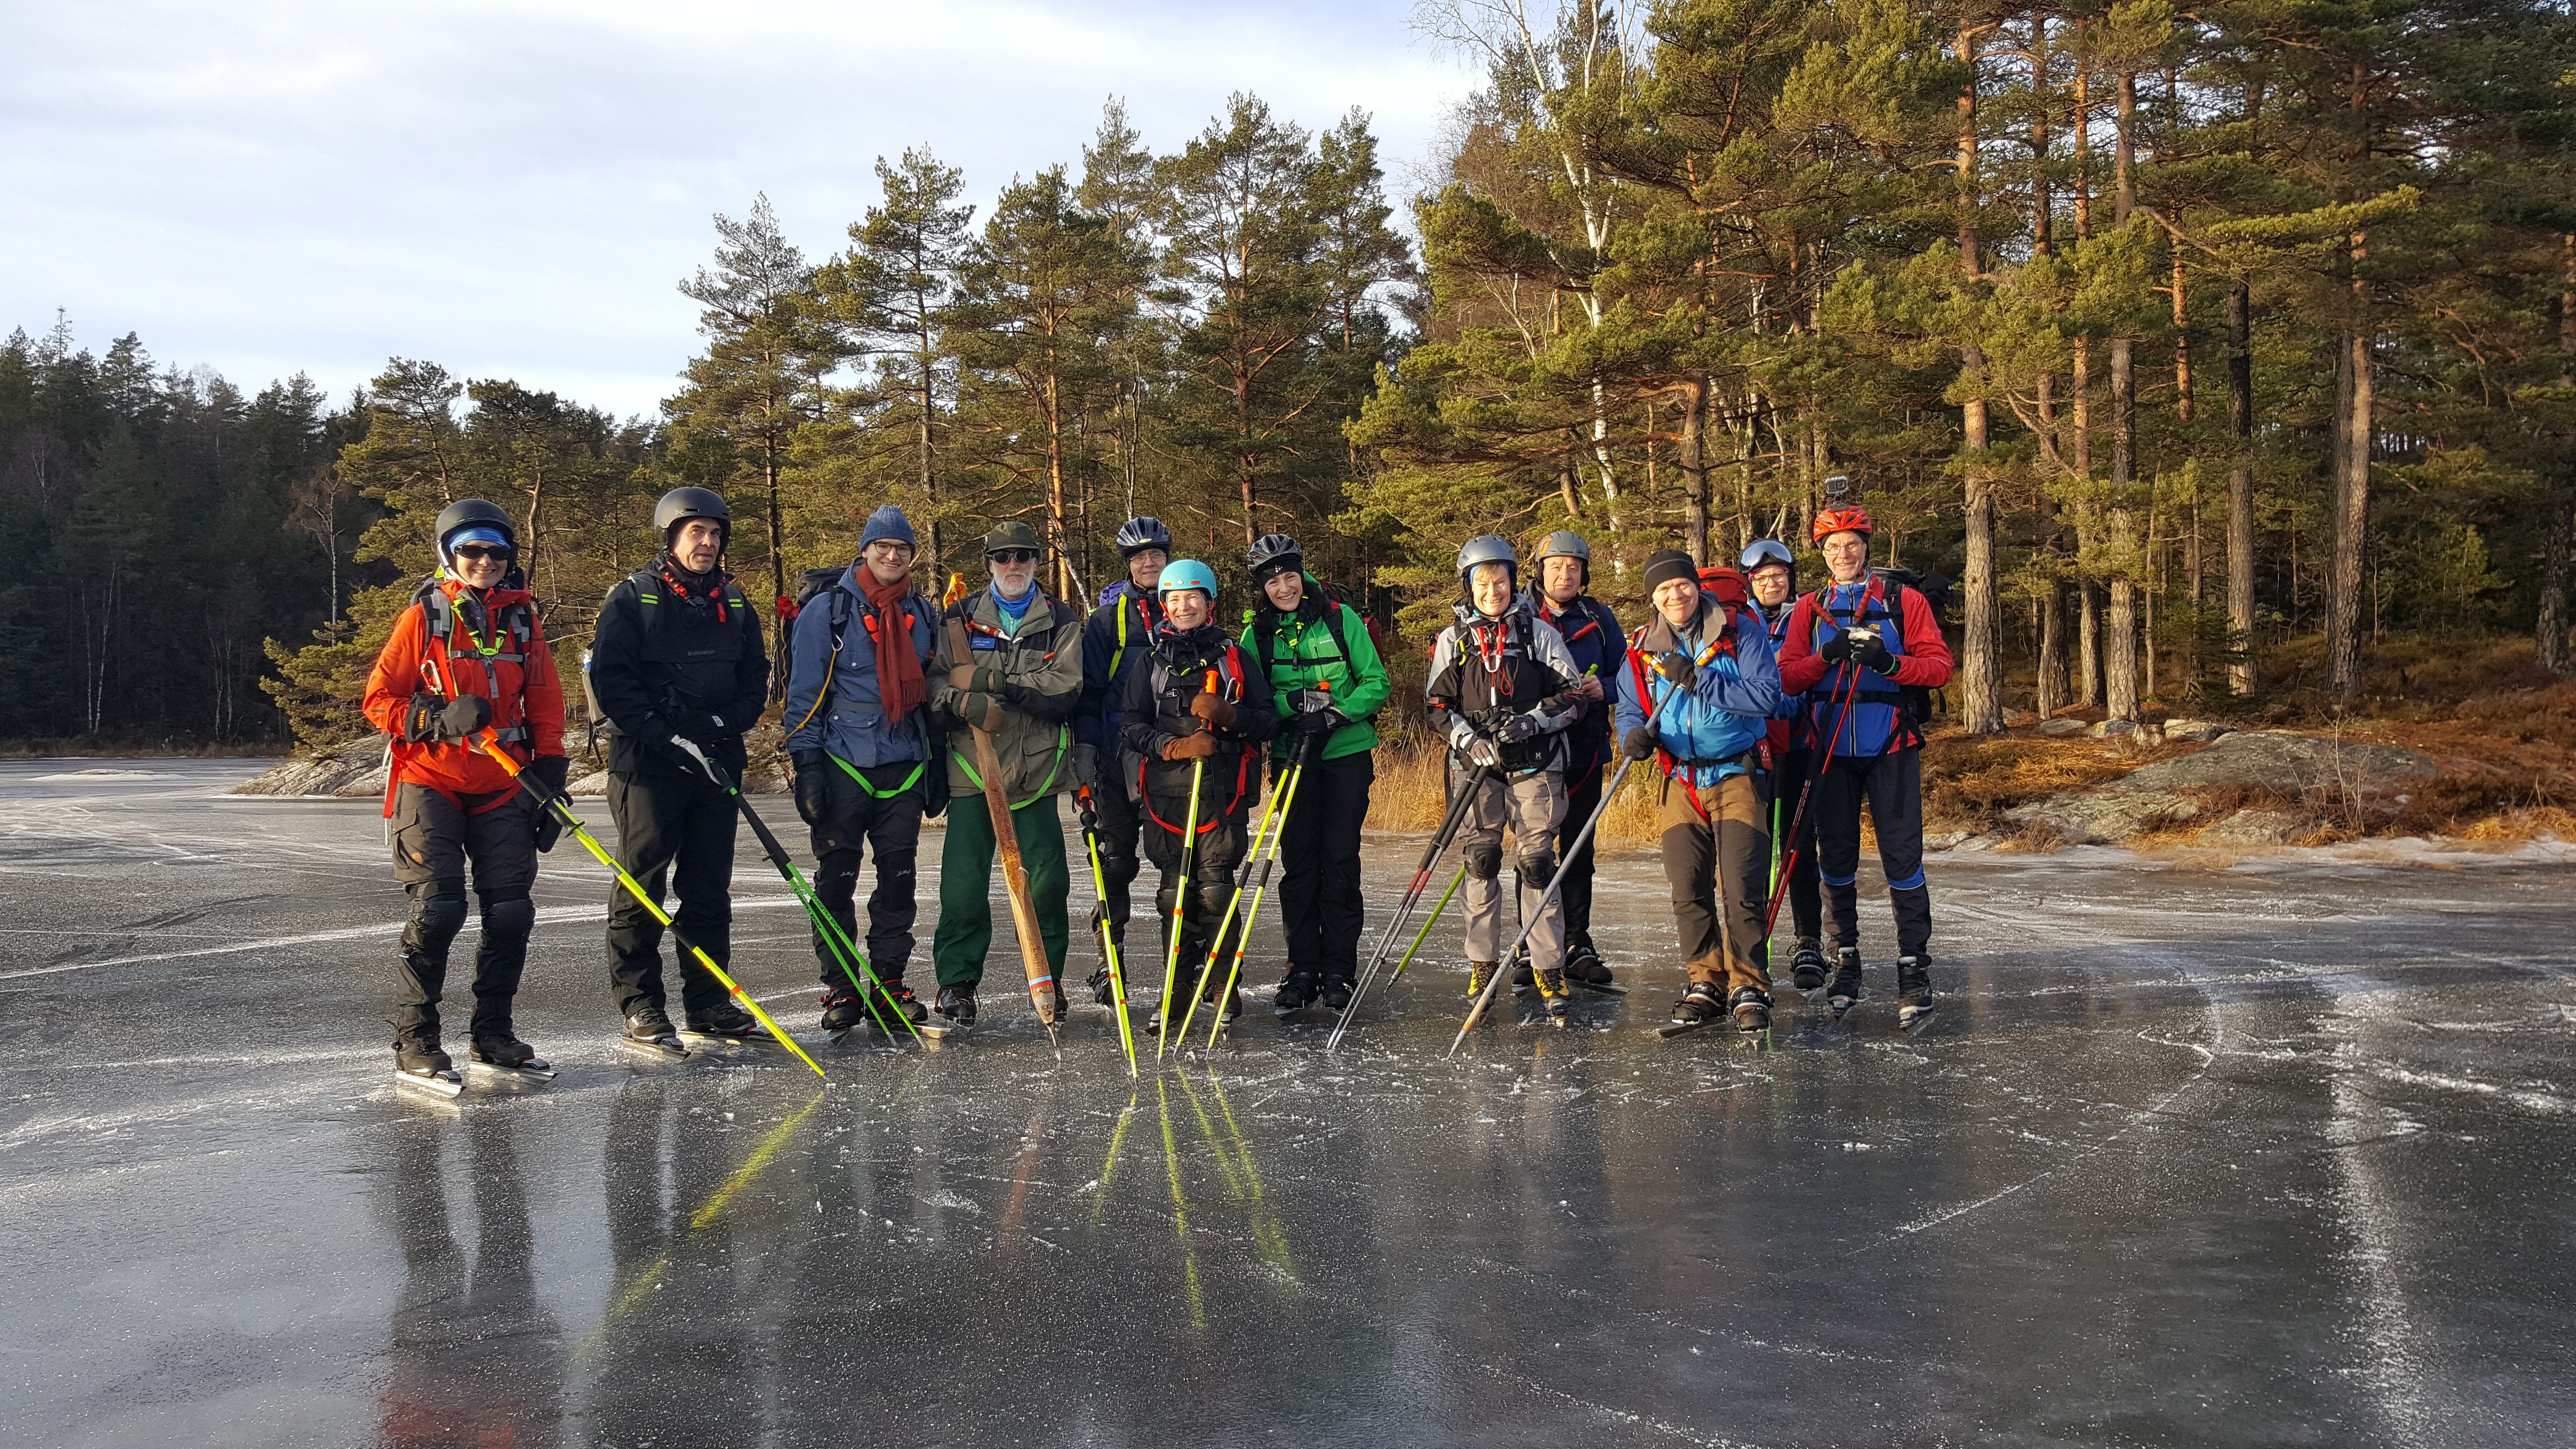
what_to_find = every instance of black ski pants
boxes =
[1763,747,1822,956]
[604,770,738,1022]
[1142,794,1251,1006]
[1815,745,1932,959]
[1556,758,1606,955]
[808,759,925,987]
[1275,749,1372,982]
[1089,772,1144,940]
[389,783,539,1049]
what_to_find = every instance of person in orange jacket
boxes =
[363,499,569,1085]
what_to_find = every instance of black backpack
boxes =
[1249,578,1384,721]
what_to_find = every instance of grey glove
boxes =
[1070,743,1102,790]
[1447,717,1482,755]
[1496,712,1542,745]
[1465,734,1505,770]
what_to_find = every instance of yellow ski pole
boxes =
[1196,750,1309,1049]
[479,729,826,1079]
[1155,672,1217,1058]
[1076,783,1140,1078]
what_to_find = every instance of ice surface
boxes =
[1,758,2572,1446]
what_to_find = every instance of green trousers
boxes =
[932,792,1070,990]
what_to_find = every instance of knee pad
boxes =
[1154,882,1181,921]
[479,893,535,945]
[1516,850,1556,893]
[1463,843,1502,882]
[1101,852,1139,891]
[407,882,468,950]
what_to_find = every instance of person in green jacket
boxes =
[1241,533,1392,1016]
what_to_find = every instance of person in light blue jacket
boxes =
[1614,548,1782,1033]
[783,504,939,1032]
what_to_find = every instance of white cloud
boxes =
[1,0,1475,419]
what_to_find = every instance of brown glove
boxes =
[948,664,1004,694]
[1188,692,1237,729]
[1161,732,1219,761]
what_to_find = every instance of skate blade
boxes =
[466,1059,557,1080]
[677,1028,781,1052]
[1655,1017,1714,1039]
[917,1018,970,1039]
[394,1067,466,1098]
[618,1035,691,1061]
[1570,980,1629,997]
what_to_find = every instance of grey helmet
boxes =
[433,498,515,572]
[654,487,730,548]
[1739,538,1795,580]
[1247,532,1303,582]
[1534,529,1590,587]
[1456,534,1519,589]
[1114,516,1173,557]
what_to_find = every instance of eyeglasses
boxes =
[988,549,1039,564]
[452,545,514,562]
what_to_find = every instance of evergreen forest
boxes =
[3,0,2571,753]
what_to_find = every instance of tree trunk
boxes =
[1953,20,2002,734]
[2328,270,2372,703]
[2103,69,2140,724]
[2227,280,2257,693]
[2536,235,2575,674]
[1680,377,1709,564]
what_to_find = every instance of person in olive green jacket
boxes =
[1241,533,1392,1016]
[927,521,1084,1028]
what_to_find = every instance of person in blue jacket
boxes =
[782,504,939,1032]
[1071,516,1169,1005]
[1614,548,1782,1032]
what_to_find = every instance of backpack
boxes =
[1817,570,1949,732]
[1249,577,1384,722]
[1695,564,1751,610]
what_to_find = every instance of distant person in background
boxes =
[1241,533,1390,1017]
[1523,530,1624,995]
[363,499,567,1086]
[1773,506,1953,1025]
[782,504,938,1034]
[1742,537,1823,989]
[1072,515,1171,1007]
[588,486,771,1054]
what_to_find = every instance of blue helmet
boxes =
[1739,538,1795,577]
[1158,558,1218,602]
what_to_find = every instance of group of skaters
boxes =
[364,485,1951,1085]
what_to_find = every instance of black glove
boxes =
[1655,649,1695,686]
[1293,707,1350,738]
[672,709,726,744]
[1622,726,1659,761]
[792,752,829,825]
[403,692,490,743]
[1853,631,1894,673]
[530,755,570,794]
[1818,626,1854,663]
[1070,743,1102,789]
[1496,712,1543,745]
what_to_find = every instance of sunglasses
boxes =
[988,549,1039,564]
[452,544,514,562]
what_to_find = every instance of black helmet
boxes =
[1739,538,1795,579]
[1247,532,1303,582]
[1115,516,1172,557]
[1456,534,1518,587]
[654,487,730,547]
[433,499,515,572]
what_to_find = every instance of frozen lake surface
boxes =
[2,757,2571,1447]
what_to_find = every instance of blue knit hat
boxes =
[861,504,916,550]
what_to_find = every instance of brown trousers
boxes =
[1655,770,1771,995]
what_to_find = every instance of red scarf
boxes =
[858,570,927,718]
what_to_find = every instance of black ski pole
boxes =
[1324,757,1492,1051]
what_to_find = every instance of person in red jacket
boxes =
[362,499,569,1086]
[1773,505,1952,1025]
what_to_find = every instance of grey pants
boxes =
[1448,761,1567,972]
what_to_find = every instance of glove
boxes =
[1853,631,1894,673]
[533,807,564,853]
[1496,712,1542,745]
[948,664,1004,694]
[530,755,570,794]
[953,691,997,730]
[1464,734,1505,770]
[1622,727,1659,761]
[1818,626,1854,663]
[792,752,829,825]
[403,692,490,743]
[1292,707,1350,738]
[1295,688,1335,714]
[1655,649,1695,687]
[1070,743,1101,790]
[1162,732,1218,761]
[1446,717,1483,754]
[1188,692,1237,729]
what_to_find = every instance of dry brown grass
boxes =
[1918,734,2139,834]
[1364,726,1664,852]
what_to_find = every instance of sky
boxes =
[2,1,1478,421]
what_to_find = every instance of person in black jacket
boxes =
[1071,516,1169,1004]
[588,487,771,1052]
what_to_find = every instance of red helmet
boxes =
[1811,505,1873,544]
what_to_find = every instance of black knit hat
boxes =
[1642,549,1698,595]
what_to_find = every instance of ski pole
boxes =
[476,729,827,1079]
[1074,784,1140,1079]
[1192,737,1317,1049]
[1324,757,1492,1051]
[1173,748,1297,1048]
[1764,662,1860,936]
[1155,671,1218,1057]
[1449,645,1703,1055]
[672,739,918,1043]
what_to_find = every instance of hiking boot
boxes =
[1562,943,1615,991]
[687,1001,760,1039]
[1534,966,1569,1023]
[1466,961,1498,1000]
[1086,966,1121,1008]
[1826,948,1863,1016]
[394,1038,452,1076]
[469,1034,546,1070]
[871,979,928,1025]
[1896,955,1934,1026]
[1274,970,1321,1016]
[1730,986,1772,1033]
[820,985,869,1033]
[1790,939,1828,993]
[624,1005,677,1044]
[1671,980,1723,1027]
[1319,977,1354,1012]
[1510,960,1536,997]
[933,984,978,1028]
